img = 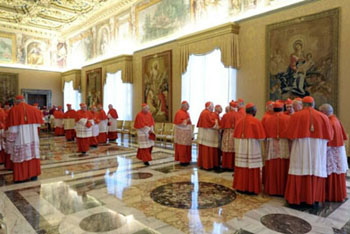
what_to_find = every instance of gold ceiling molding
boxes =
[0,0,131,37]
[61,0,138,38]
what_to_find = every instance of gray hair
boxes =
[319,103,333,116]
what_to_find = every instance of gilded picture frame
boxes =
[142,50,172,122]
[266,8,339,112]
[86,68,103,109]
[0,32,16,63]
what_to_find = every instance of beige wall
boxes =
[0,67,62,106]
[237,0,350,131]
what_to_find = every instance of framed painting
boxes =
[86,68,102,109]
[142,50,172,122]
[0,72,18,105]
[266,8,339,112]
[0,32,16,63]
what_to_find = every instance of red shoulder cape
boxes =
[234,114,266,139]
[7,103,44,127]
[134,112,154,129]
[174,109,191,125]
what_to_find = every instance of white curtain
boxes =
[181,49,237,127]
[63,80,81,111]
[103,71,133,120]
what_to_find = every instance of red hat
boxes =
[181,100,188,105]
[142,103,148,108]
[285,98,293,105]
[266,100,273,106]
[246,103,255,109]
[302,96,314,103]
[80,103,86,107]
[205,102,212,108]
[229,100,237,107]
[66,104,71,106]
[58,106,62,109]
[237,98,244,103]
[273,102,284,108]
[294,97,302,102]
[16,95,24,100]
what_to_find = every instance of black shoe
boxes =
[90,145,98,148]
[144,162,150,166]
[180,162,189,166]
[30,176,38,181]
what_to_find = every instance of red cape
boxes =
[234,114,266,139]
[262,112,290,138]
[328,115,347,147]
[196,109,216,128]
[0,108,5,129]
[220,111,242,129]
[174,109,191,125]
[98,109,108,120]
[91,111,100,124]
[75,110,93,122]
[64,109,77,119]
[287,107,333,140]
[134,111,154,129]
[53,110,64,119]
[108,109,118,119]
[7,102,43,127]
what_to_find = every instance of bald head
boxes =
[225,106,230,113]
[293,100,302,112]
[181,102,189,111]
[319,103,333,116]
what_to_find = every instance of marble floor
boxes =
[0,133,349,234]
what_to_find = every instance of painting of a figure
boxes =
[0,72,18,105]
[26,41,44,65]
[98,26,110,56]
[86,68,102,109]
[136,0,189,43]
[0,33,15,63]
[191,0,230,21]
[57,42,67,68]
[142,50,172,122]
[267,9,339,111]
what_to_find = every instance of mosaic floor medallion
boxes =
[150,182,236,209]
[129,172,153,179]
[260,213,312,234]
[79,211,126,232]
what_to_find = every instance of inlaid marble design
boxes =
[286,199,348,217]
[153,163,195,174]
[79,211,126,232]
[129,172,153,179]
[260,213,312,234]
[151,182,236,209]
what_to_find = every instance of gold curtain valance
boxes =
[61,69,81,91]
[102,55,133,85]
[178,23,240,74]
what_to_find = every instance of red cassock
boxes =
[262,112,290,196]
[75,110,93,153]
[53,110,65,136]
[6,102,43,182]
[134,111,155,162]
[63,110,77,141]
[90,111,100,146]
[174,109,192,163]
[326,115,348,202]
[108,108,119,140]
[196,109,219,169]
[233,114,266,194]
[220,111,242,169]
[285,107,333,205]
[98,109,108,144]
